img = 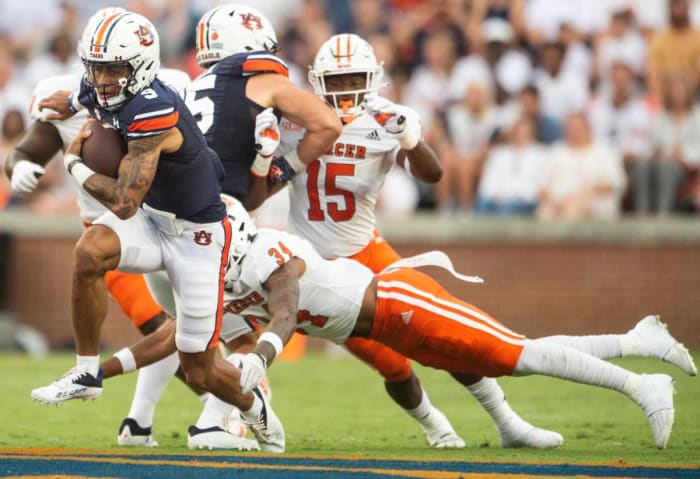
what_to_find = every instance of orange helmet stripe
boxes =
[92,12,124,53]
[346,34,352,61]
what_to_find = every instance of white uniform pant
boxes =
[94,207,231,353]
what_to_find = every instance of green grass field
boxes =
[1,351,698,466]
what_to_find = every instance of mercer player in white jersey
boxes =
[4,7,221,450]
[272,33,563,449]
[100,197,694,450]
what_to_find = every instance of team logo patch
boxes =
[365,130,381,141]
[193,230,213,245]
[240,13,263,30]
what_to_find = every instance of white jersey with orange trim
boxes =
[282,106,421,258]
[29,69,191,222]
[224,228,373,344]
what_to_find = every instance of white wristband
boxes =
[284,149,306,174]
[114,347,137,374]
[69,91,84,113]
[258,331,284,358]
[250,153,273,178]
[64,153,95,187]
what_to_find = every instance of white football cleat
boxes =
[498,417,564,449]
[187,425,260,451]
[632,373,675,449]
[625,316,697,376]
[31,367,103,405]
[242,387,285,453]
[117,418,158,447]
[420,407,466,449]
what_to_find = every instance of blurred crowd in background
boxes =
[2,0,700,221]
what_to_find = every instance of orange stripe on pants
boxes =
[343,233,412,382]
[372,269,525,377]
[105,270,164,328]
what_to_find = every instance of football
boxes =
[81,120,127,178]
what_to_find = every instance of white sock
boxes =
[515,339,632,392]
[127,352,179,428]
[466,378,514,427]
[77,355,100,377]
[404,388,433,422]
[240,393,263,424]
[538,334,622,360]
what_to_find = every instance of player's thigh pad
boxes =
[144,270,176,318]
[162,219,230,353]
[93,209,163,273]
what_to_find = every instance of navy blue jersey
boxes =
[184,51,289,200]
[78,78,226,223]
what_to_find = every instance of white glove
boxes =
[10,160,45,193]
[239,352,267,395]
[363,95,421,150]
[254,107,280,158]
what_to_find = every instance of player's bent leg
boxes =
[454,374,563,449]
[344,337,464,449]
[516,339,675,449]
[188,352,261,451]
[104,270,165,332]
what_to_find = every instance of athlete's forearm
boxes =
[83,136,160,218]
[401,141,443,183]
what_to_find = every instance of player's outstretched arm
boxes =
[238,257,305,394]
[260,74,342,170]
[5,121,63,192]
[37,90,81,121]
[101,319,177,379]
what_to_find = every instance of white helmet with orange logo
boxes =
[308,33,384,120]
[78,11,160,109]
[196,3,279,68]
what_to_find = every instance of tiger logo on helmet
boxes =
[308,34,384,122]
[196,3,279,68]
[77,11,160,109]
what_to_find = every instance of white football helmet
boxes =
[78,11,160,109]
[221,194,257,282]
[308,33,384,121]
[196,4,279,68]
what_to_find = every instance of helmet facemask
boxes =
[308,33,384,122]
[221,194,257,284]
[83,61,139,110]
[314,71,381,122]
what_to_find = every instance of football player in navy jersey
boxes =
[184,3,341,210]
[31,11,285,452]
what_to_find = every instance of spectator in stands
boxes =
[634,73,700,215]
[514,84,562,144]
[22,32,80,89]
[537,112,626,221]
[439,80,499,213]
[449,17,532,107]
[532,40,589,122]
[589,61,653,211]
[0,108,24,209]
[593,8,647,91]
[474,116,546,215]
[647,0,700,104]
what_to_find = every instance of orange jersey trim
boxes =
[243,59,289,77]
[128,111,179,133]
